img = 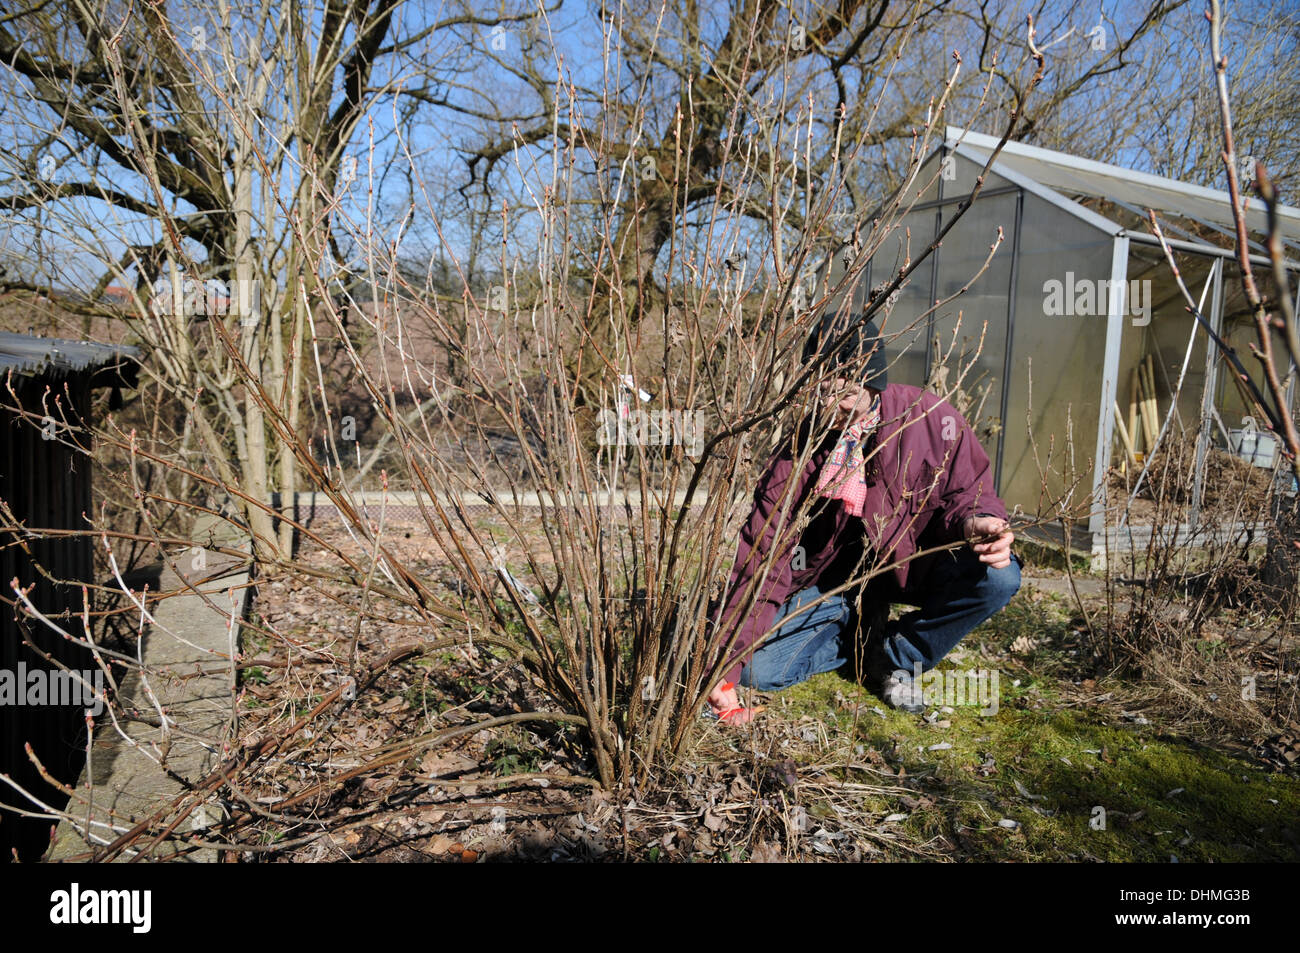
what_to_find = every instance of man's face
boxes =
[818,376,879,424]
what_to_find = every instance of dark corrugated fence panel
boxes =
[1,374,96,862]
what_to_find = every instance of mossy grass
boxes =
[730,589,1300,861]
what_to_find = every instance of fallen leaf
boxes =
[1014,779,1046,801]
[1010,635,1039,655]
[421,750,479,776]
[373,696,408,714]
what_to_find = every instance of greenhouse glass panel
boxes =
[931,191,1018,466]
[999,192,1114,519]
[870,208,936,389]
[941,148,1015,198]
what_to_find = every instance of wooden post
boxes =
[1141,355,1160,447]
[1114,401,1137,471]
[1128,367,1141,452]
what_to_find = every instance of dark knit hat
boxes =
[802,311,888,390]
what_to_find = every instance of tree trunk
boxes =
[233,140,278,559]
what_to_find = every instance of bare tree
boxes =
[1128,0,1298,196]
[0,0,537,556]
[425,0,1188,402]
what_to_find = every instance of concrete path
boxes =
[48,532,249,862]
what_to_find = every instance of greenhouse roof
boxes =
[945,126,1300,257]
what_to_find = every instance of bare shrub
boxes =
[0,6,1079,858]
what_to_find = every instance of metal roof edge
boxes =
[945,125,1300,230]
[0,332,141,379]
[1122,228,1300,271]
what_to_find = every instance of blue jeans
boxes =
[738,549,1022,691]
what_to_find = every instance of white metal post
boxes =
[1090,235,1131,555]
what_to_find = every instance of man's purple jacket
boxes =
[713,383,1008,686]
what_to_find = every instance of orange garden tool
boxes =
[706,682,766,725]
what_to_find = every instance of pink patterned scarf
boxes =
[813,397,882,517]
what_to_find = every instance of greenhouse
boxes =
[815,126,1300,563]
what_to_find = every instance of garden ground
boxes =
[232,521,1300,862]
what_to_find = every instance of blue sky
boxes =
[0,0,1292,301]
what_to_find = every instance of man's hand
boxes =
[963,515,1014,569]
[707,681,759,725]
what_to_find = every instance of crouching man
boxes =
[706,314,1020,723]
